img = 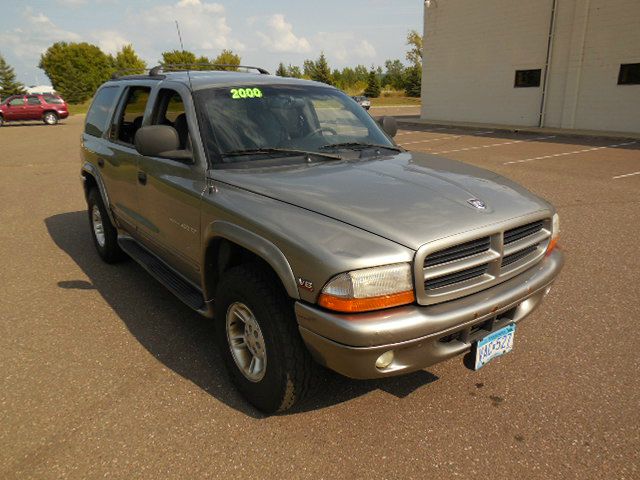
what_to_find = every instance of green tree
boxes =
[364,69,381,98]
[195,55,210,70]
[384,59,405,90]
[302,59,315,78]
[0,53,25,97]
[39,42,113,104]
[309,52,332,85]
[354,64,369,83]
[212,49,241,70]
[287,64,302,78]
[406,30,423,69]
[403,65,422,97]
[161,50,197,67]
[275,62,288,77]
[111,44,146,75]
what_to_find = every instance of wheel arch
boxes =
[202,221,300,302]
[81,163,117,225]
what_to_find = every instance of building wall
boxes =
[421,0,640,133]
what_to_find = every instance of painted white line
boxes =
[612,171,640,179]
[400,135,459,146]
[504,140,637,165]
[429,135,556,155]
[473,131,495,135]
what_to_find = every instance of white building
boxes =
[26,85,56,95]
[421,0,640,134]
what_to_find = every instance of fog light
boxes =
[375,350,394,369]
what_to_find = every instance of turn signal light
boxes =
[318,290,415,313]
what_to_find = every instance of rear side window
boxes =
[27,96,41,105]
[85,87,119,137]
[43,95,64,104]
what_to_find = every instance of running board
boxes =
[118,237,207,314]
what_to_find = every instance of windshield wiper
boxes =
[222,148,342,160]
[319,142,403,152]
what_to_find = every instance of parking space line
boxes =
[612,171,640,179]
[504,140,637,165]
[400,135,459,145]
[427,135,556,155]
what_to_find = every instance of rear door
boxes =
[25,95,44,120]
[135,86,205,284]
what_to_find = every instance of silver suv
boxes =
[80,66,564,413]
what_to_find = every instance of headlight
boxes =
[546,213,560,254]
[318,263,415,313]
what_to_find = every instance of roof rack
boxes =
[148,64,270,76]
[110,68,148,80]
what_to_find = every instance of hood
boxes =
[212,152,552,251]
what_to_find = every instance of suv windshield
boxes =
[194,84,394,164]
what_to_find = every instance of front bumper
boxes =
[296,250,564,379]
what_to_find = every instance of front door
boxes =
[5,96,26,120]
[103,85,153,234]
[135,87,204,285]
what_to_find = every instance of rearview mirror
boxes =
[134,125,192,161]
[376,116,398,138]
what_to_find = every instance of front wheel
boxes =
[43,111,58,125]
[0,115,4,127]
[215,265,315,413]
[87,188,124,263]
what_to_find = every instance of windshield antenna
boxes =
[175,20,193,90]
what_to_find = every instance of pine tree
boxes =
[364,70,381,98]
[404,65,422,97]
[0,53,25,97]
[275,62,288,77]
[310,52,332,85]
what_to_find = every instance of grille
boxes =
[417,216,552,305]
[426,264,488,290]
[504,220,544,245]
[502,244,539,267]
[424,236,490,268]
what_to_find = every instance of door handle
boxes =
[97,158,105,168]
[137,171,147,185]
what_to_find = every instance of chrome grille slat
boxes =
[503,229,550,256]
[426,264,488,289]
[424,249,500,280]
[504,220,544,244]
[424,236,490,267]
[502,244,539,267]
[415,215,552,306]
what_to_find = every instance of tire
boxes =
[215,264,315,413]
[0,115,4,127]
[87,188,124,263]
[43,111,58,125]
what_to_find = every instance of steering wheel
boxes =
[304,126,338,138]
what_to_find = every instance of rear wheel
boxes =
[43,111,58,125]
[87,188,124,263]
[215,264,315,413]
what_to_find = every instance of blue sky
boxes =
[0,0,423,87]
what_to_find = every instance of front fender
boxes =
[202,221,300,300]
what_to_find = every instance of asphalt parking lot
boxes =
[1,112,639,479]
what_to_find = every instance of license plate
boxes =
[474,324,516,370]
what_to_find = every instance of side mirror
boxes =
[134,125,192,161]
[376,116,398,138]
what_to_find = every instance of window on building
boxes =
[514,69,541,88]
[618,63,640,85]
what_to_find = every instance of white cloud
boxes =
[255,14,311,53]
[0,8,80,59]
[93,30,130,55]
[55,0,88,6]
[141,0,243,52]
[315,33,377,63]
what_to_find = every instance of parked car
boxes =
[80,67,563,413]
[352,95,371,110]
[0,93,69,126]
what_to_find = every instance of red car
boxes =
[0,93,69,126]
